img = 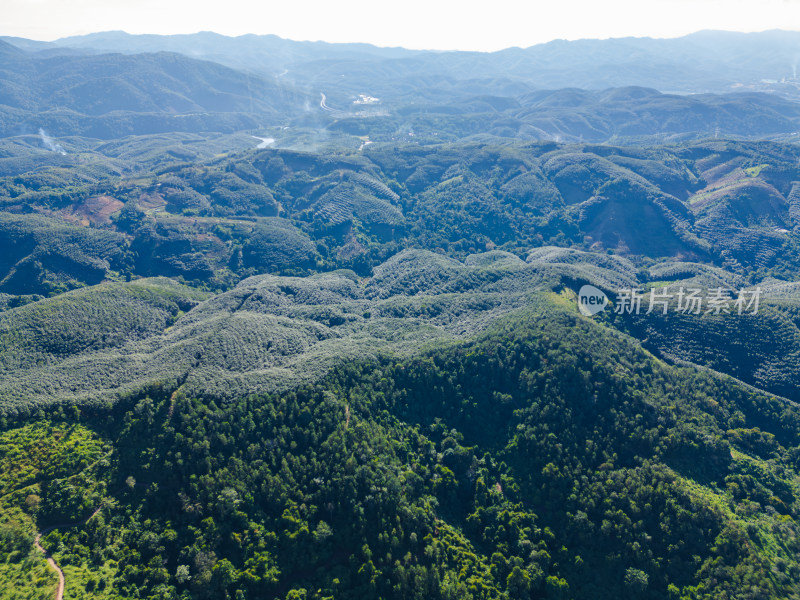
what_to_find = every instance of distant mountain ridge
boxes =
[2,29,800,142]
[0,40,314,137]
[5,29,800,96]
[0,41,306,116]
[2,41,800,142]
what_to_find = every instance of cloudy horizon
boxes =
[3,0,800,52]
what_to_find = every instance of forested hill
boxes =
[5,138,800,291]
[2,299,800,599]
[0,41,308,138]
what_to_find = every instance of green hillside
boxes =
[1,298,799,599]
[2,137,800,420]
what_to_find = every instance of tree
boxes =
[507,565,532,599]
[175,564,191,584]
[24,494,41,514]
[624,568,648,593]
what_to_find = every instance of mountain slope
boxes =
[0,43,304,116]
[2,297,800,599]
[0,42,309,138]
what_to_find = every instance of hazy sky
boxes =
[3,0,800,50]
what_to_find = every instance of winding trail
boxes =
[319,92,347,117]
[0,447,114,600]
[34,533,64,600]
[0,441,114,599]
[33,507,103,600]
[251,135,275,149]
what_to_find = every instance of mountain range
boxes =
[7,29,800,93]
[1,28,800,600]
[3,31,800,142]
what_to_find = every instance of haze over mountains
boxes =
[8,29,800,93]
[3,30,800,142]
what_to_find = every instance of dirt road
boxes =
[33,507,103,600]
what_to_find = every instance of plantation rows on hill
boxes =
[2,136,800,414]
[0,249,583,412]
[2,244,800,447]
[2,139,800,298]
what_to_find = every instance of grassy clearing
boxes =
[745,164,769,177]
[0,554,57,600]
[60,562,125,600]
[0,423,108,499]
